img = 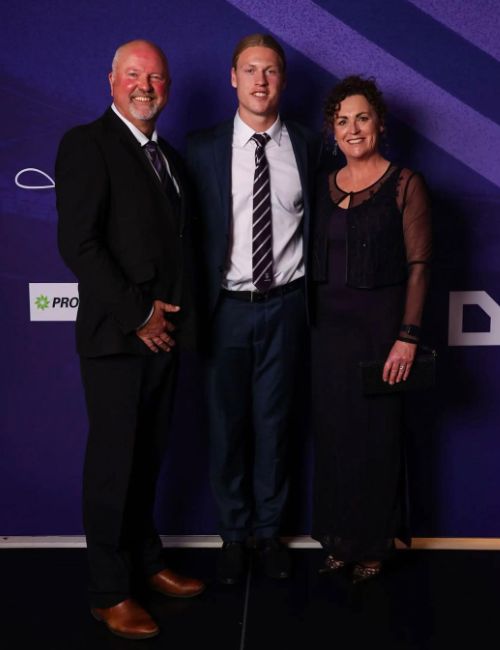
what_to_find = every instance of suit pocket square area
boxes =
[358,350,436,396]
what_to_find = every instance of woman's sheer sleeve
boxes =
[397,169,432,339]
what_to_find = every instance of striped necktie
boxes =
[251,133,272,293]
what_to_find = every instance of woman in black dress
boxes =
[311,76,431,582]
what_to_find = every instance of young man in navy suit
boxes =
[56,40,204,640]
[187,34,320,584]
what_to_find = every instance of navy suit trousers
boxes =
[207,284,307,541]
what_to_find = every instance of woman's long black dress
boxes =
[311,164,431,562]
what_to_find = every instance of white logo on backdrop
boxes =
[29,283,78,321]
[15,168,55,190]
[448,291,500,346]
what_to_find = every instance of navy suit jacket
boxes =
[186,118,321,322]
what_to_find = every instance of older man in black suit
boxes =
[56,40,204,640]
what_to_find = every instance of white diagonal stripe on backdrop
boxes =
[408,0,500,63]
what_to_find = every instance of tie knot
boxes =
[144,140,159,154]
[251,133,271,149]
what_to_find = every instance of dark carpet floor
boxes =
[1,548,499,649]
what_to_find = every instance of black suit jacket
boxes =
[56,108,195,357]
[186,118,321,321]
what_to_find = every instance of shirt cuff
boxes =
[136,305,155,330]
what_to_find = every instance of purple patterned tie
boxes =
[143,141,179,204]
[144,140,166,183]
[251,133,273,293]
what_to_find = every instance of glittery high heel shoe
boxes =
[318,554,346,574]
[352,561,382,584]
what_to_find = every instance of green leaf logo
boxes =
[35,294,50,310]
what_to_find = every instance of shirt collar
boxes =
[233,111,282,147]
[111,103,158,147]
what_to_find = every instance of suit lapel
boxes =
[286,121,309,213]
[158,138,186,234]
[286,121,311,266]
[158,140,182,196]
[212,121,233,233]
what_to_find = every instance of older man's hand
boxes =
[136,300,180,353]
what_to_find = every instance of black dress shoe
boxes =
[257,538,290,579]
[217,541,247,585]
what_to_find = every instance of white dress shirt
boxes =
[225,111,305,291]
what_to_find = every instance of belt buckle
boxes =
[250,290,265,303]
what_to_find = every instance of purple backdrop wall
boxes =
[1,0,499,537]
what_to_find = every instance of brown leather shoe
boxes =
[91,599,159,640]
[148,568,206,598]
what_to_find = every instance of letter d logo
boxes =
[448,291,500,346]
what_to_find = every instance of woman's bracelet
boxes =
[397,335,418,344]
[399,323,421,338]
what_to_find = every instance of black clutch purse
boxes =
[359,348,436,396]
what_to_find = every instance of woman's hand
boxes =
[382,340,417,385]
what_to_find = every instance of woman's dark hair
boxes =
[323,75,387,135]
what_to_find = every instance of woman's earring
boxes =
[380,127,388,154]
[333,140,338,156]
